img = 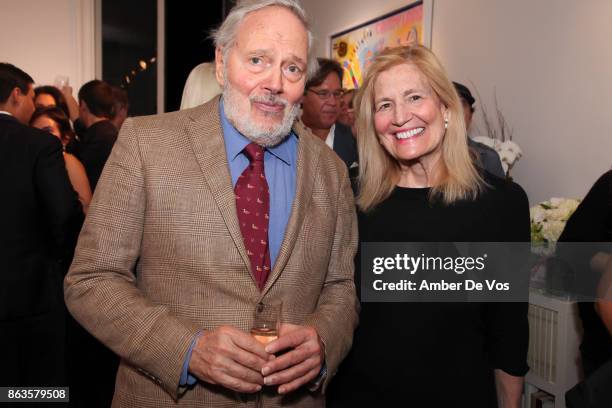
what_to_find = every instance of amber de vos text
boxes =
[371,254,511,292]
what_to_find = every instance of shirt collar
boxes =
[219,98,294,166]
[325,124,336,149]
[0,111,13,117]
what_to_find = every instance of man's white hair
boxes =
[211,0,318,79]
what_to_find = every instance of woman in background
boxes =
[328,45,529,407]
[34,85,71,117]
[558,170,612,407]
[559,170,612,374]
[35,85,81,156]
[180,62,222,109]
[30,106,91,213]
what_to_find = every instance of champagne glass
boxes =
[251,301,282,407]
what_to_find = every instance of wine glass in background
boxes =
[251,301,282,407]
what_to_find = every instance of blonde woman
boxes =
[329,46,529,408]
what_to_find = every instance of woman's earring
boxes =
[444,118,448,129]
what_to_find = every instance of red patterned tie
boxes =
[235,143,271,290]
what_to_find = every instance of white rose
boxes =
[501,150,518,167]
[530,206,546,223]
[503,141,523,157]
[559,199,580,213]
[542,220,565,242]
[548,208,570,221]
[504,149,517,163]
[493,139,503,151]
[549,197,565,207]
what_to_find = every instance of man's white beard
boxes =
[222,81,300,147]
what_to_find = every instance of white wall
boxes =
[303,0,612,203]
[0,0,95,94]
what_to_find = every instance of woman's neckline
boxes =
[392,185,432,198]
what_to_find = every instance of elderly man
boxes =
[300,58,357,170]
[64,0,358,407]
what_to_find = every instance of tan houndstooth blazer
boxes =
[64,96,359,407]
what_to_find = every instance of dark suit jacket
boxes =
[332,123,358,193]
[0,113,82,319]
[468,138,505,178]
[332,122,358,169]
[78,119,118,190]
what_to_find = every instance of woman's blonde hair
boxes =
[180,62,222,109]
[355,45,484,211]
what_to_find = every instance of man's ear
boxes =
[0,87,20,112]
[9,87,22,106]
[215,48,225,87]
[79,100,89,114]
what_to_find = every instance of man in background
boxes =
[301,58,358,170]
[0,62,81,386]
[110,85,129,131]
[77,79,118,190]
[453,81,505,178]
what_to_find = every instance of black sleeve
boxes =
[557,172,612,345]
[483,181,530,375]
[34,134,83,256]
[559,170,612,243]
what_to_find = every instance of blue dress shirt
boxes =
[180,99,298,386]
[219,100,297,267]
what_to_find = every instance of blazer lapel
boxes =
[261,121,321,295]
[185,97,255,284]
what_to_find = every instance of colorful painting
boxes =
[330,2,429,90]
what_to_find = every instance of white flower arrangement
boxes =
[472,137,523,174]
[530,198,581,252]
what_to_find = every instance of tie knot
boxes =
[243,143,265,163]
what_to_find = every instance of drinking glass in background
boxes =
[54,75,69,89]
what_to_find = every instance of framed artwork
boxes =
[330,1,433,89]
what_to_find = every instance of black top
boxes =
[0,113,82,319]
[78,119,118,190]
[328,173,530,407]
[558,170,612,376]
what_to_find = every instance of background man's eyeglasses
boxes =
[307,89,344,100]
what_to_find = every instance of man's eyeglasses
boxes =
[307,89,344,100]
